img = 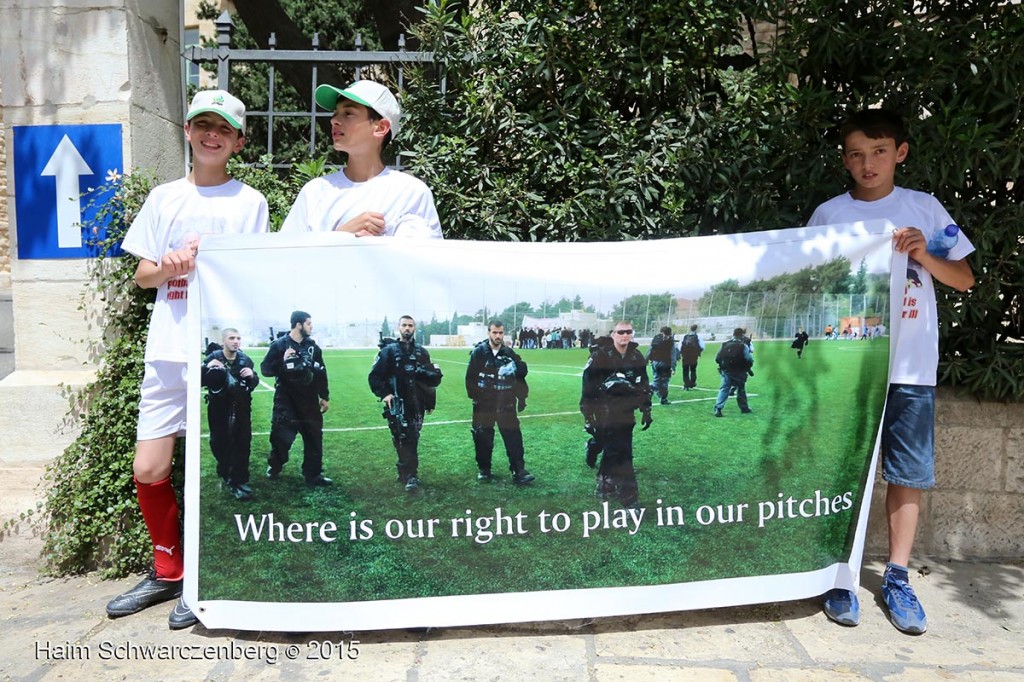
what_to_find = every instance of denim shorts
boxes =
[881,384,936,489]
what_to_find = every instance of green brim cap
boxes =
[187,90,246,133]
[315,84,371,111]
[186,107,243,130]
[314,80,402,139]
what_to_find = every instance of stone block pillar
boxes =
[0,0,183,461]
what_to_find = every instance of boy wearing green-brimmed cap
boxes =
[282,80,443,239]
[105,89,268,631]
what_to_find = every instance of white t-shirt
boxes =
[808,187,975,386]
[280,167,443,239]
[121,178,269,363]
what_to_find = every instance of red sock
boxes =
[135,476,183,581]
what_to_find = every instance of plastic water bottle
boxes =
[926,224,959,258]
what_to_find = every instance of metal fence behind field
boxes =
[202,288,887,351]
[670,291,889,341]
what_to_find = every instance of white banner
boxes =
[184,221,903,631]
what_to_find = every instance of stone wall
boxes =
[0,78,9,379]
[864,387,1024,560]
[0,0,182,457]
[0,77,8,286]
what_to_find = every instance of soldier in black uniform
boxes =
[466,319,535,485]
[792,327,810,359]
[201,328,259,500]
[646,325,678,405]
[260,310,332,486]
[679,324,705,390]
[368,315,443,492]
[713,327,754,417]
[582,334,611,468]
[580,321,653,508]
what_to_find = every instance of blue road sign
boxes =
[13,124,124,259]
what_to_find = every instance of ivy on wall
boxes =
[41,173,158,577]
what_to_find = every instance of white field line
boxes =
[221,393,755,438]
[233,351,747,438]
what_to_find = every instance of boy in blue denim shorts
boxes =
[807,109,975,634]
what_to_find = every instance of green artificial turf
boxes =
[198,337,887,602]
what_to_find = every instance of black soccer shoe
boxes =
[168,596,199,630]
[477,469,493,482]
[305,475,333,487]
[512,470,536,485]
[229,485,254,501]
[106,570,182,618]
[405,476,421,492]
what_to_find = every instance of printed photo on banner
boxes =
[183,221,901,631]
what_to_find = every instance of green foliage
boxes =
[404,0,746,241]
[223,153,332,232]
[490,301,533,330]
[41,173,159,577]
[291,154,333,187]
[544,295,594,315]
[610,293,677,335]
[0,502,42,540]
[695,258,889,339]
[708,258,853,297]
[475,296,597,331]
[402,0,1023,399]
[763,1,1024,398]
[226,156,292,232]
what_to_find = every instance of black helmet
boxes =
[601,372,638,397]
[204,365,228,393]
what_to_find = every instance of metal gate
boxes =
[183,11,436,169]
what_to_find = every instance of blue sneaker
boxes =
[823,588,860,626]
[882,571,927,634]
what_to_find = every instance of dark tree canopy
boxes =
[398,0,1023,399]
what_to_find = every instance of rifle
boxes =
[382,376,408,440]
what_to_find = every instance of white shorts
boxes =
[136,361,188,441]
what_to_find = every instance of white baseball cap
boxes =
[187,90,246,133]
[315,80,402,139]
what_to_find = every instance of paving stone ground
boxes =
[2,460,1022,681]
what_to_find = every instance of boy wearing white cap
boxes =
[105,90,269,629]
[281,80,443,238]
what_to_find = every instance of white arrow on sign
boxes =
[41,134,93,249]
